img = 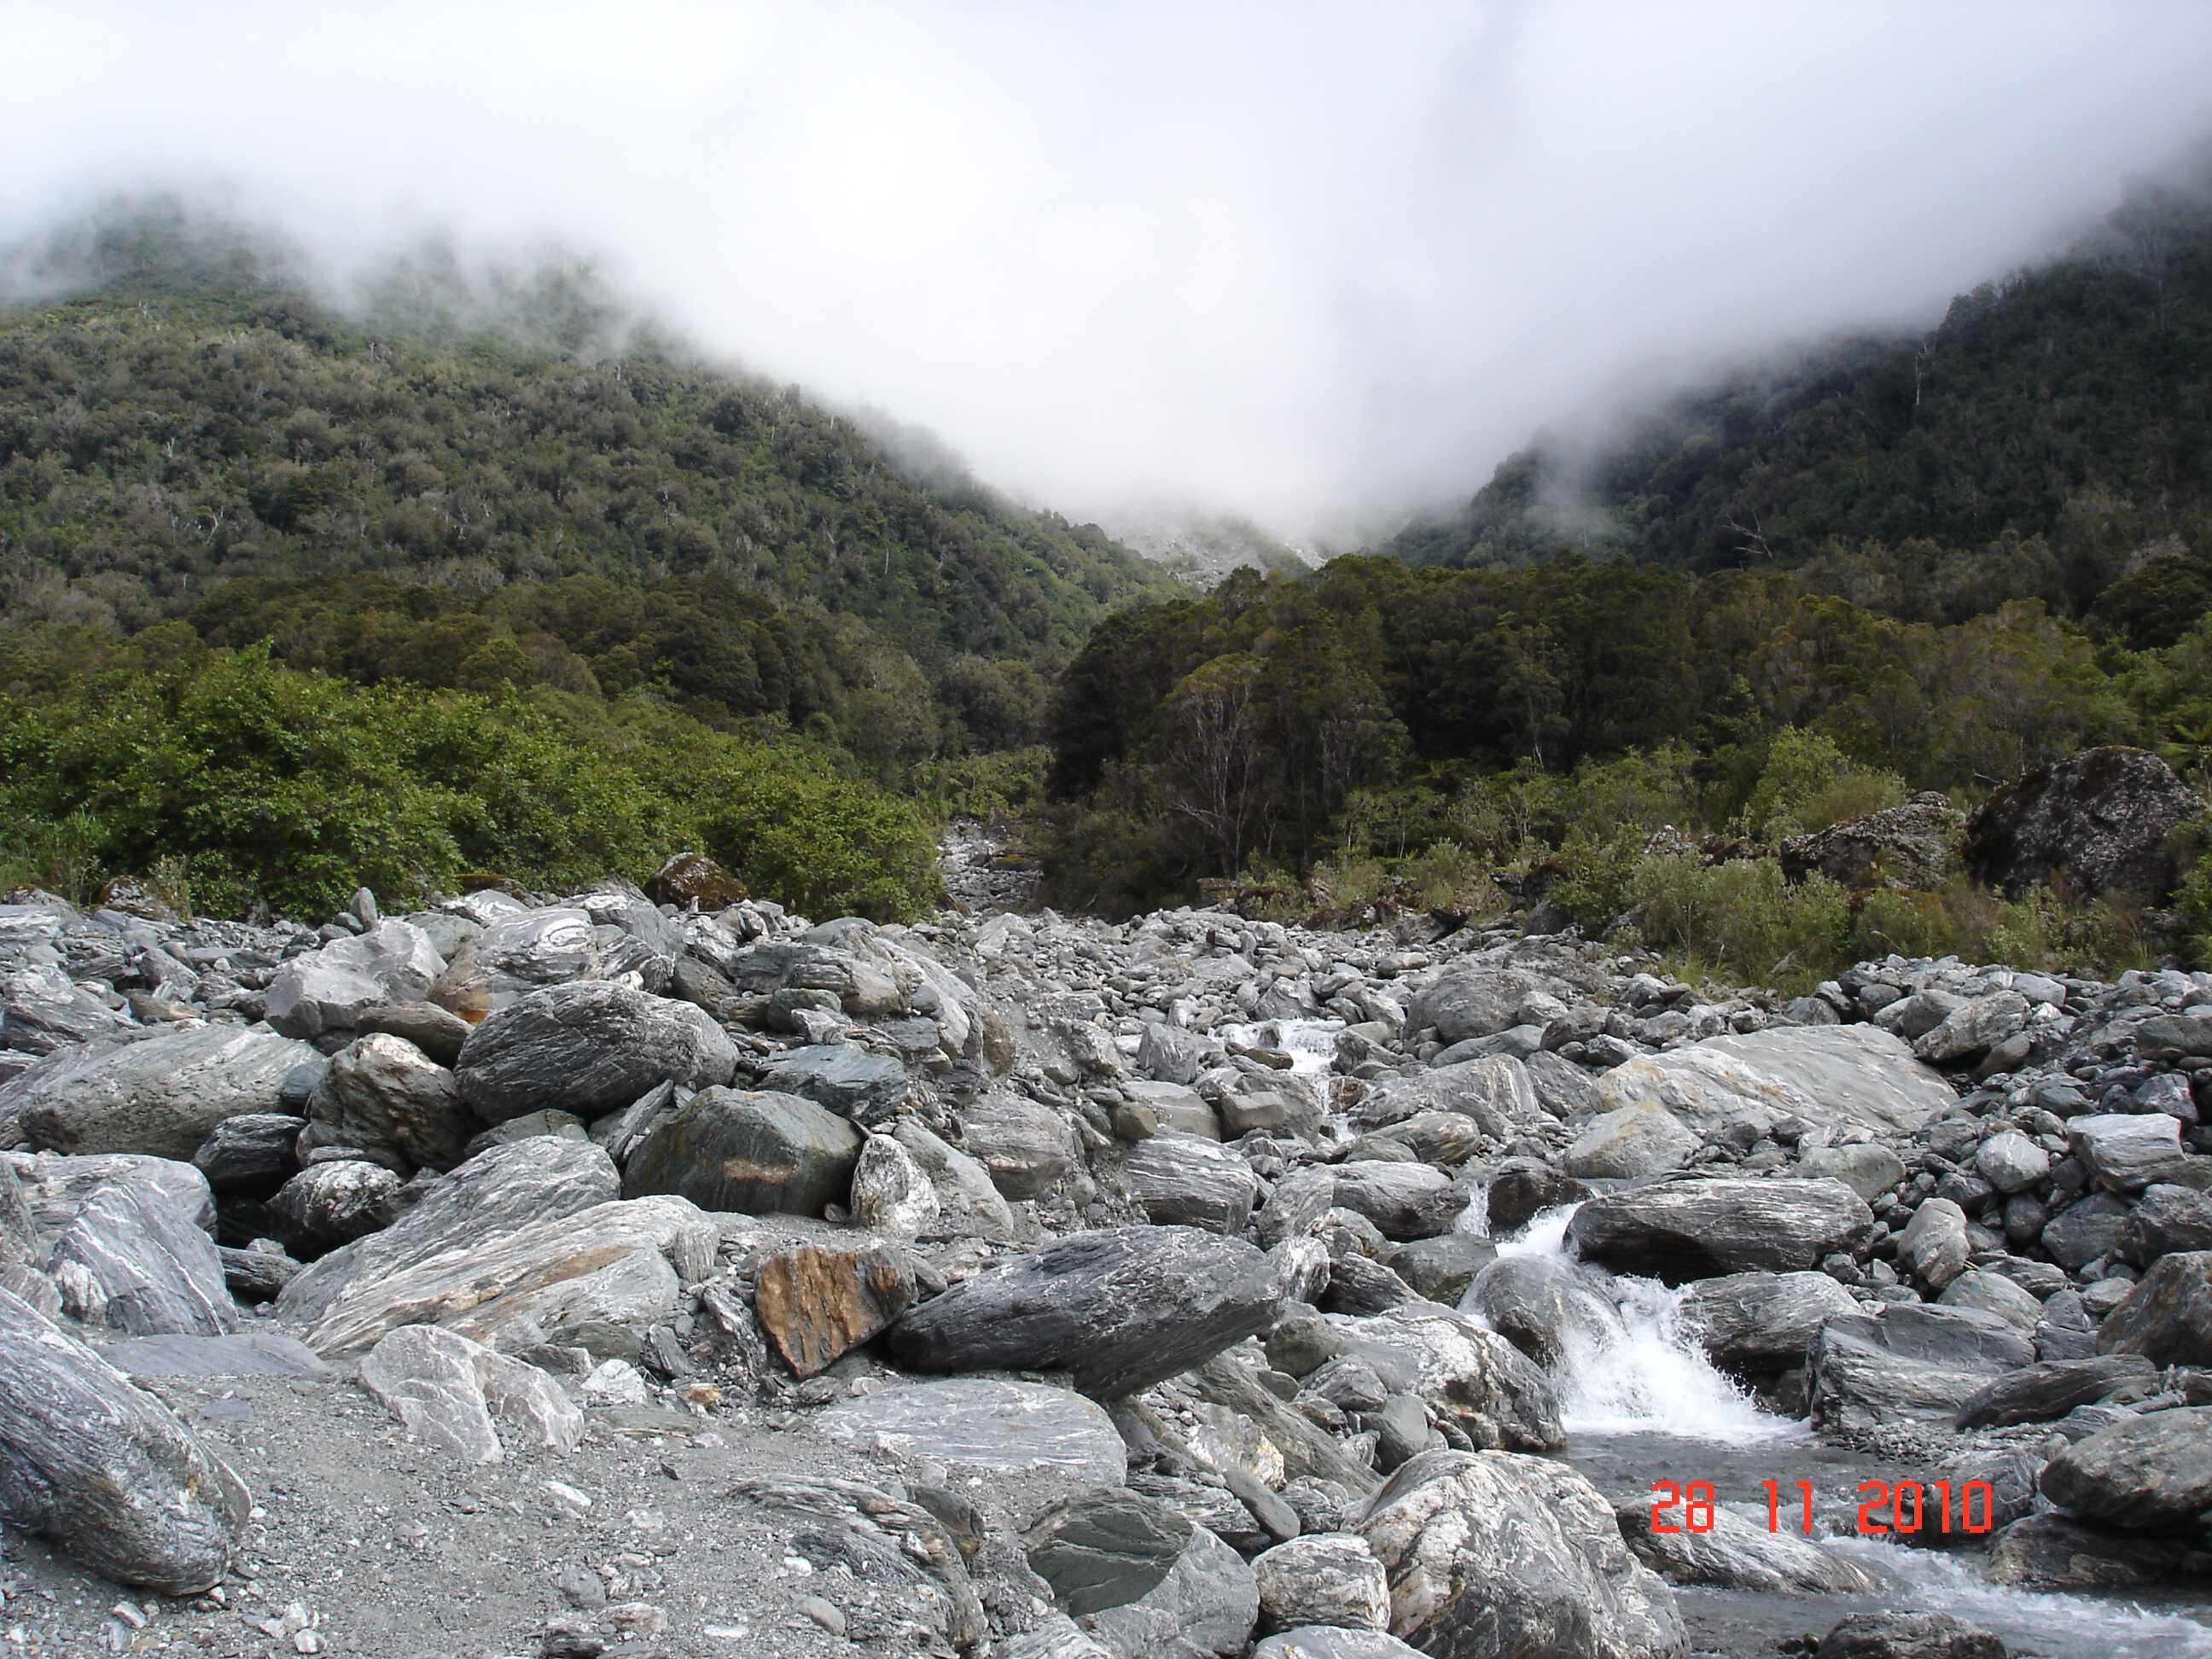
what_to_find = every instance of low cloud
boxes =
[7,1,2212,538]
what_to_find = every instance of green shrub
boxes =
[1631,853,1852,994]
[0,643,940,923]
[1742,727,1907,841]
[1551,827,1647,933]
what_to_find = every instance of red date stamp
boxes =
[1650,1479,1998,1536]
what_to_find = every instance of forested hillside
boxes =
[1386,169,2212,638]
[0,212,1179,918]
[0,212,1171,742]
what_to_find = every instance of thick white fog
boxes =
[7,0,2212,538]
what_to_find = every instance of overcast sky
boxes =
[7,1,2212,538]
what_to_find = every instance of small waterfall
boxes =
[1483,1202,1800,1442]
[1221,1017,1342,1076]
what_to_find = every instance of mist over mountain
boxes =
[1388,161,2212,604]
[9,2,2212,540]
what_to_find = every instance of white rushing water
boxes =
[1482,1202,1802,1442]
[1220,1017,1342,1076]
[1828,1537,2212,1658]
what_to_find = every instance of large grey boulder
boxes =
[1251,1534,1389,1635]
[1987,1512,2198,1590]
[892,1119,1018,1241]
[754,1042,911,1121]
[1336,1303,1565,1453]
[49,1179,236,1337]
[293,1190,713,1358]
[265,920,445,1041]
[1254,1634,1423,1659]
[2067,1113,2183,1193]
[456,981,736,1125]
[1026,1487,1259,1659]
[2097,1250,2212,1366]
[268,1160,404,1255]
[274,1136,620,1327]
[886,1226,1279,1400]
[305,1032,470,1170]
[1676,1271,1859,1378]
[1407,966,1539,1045]
[1973,1131,2050,1194]
[731,1476,984,1652]
[1965,745,2198,904]
[2122,1182,2212,1264]
[1354,1448,1685,1659]
[1355,1057,1539,1141]
[1595,1025,1951,1141]
[1895,1198,1971,1294]
[960,1089,1080,1199]
[1463,1254,1624,1370]
[0,1285,250,1594]
[1329,1163,1461,1241]
[426,905,599,1018]
[1815,1613,2007,1659]
[3,1025,318,1159]
[622,1086,861,1217]
[192,1113,303,1194]
[1779,793,1963,891]
[1796,1144,1906,1203]
[358,1324,583,1464]
[2040,1406,2212,1531]
[1913,992,2030,1066]
[816,1378,1126,1487]
[1807,1306,2036,1434]
[0,967,132,1057]
[6,1149,217,1240]
[1563,1103,1700,1179]
[1567,1178,1872,1284]
[1126,1133,1261,1234]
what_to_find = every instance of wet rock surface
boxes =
[5,872,2212,1655]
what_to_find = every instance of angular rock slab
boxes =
[1619,1502,1877,1593]
[753,1243,917,1377]
[1354,1447,1685,1659]
[3,1025,319,1160]
[1026,1487,1259,1659]
[264,920,445,1041]
[622,1086,861,1218]
[2040,1405,2212,1530]
[358,1324,583,1464]
[1336,1302,1564,1453]
[1126,1132,1261,1234]
[1953,1353,2157,1429]
[0,1285,250,1594]
[1676,1271,1858,1378]
[307,1033,470,1170]
[1807,1306,2035,1435]
[49,1179,237,1337]
[886,1225,1279,1400]
[2097,1249,2212,1367]
[274,1136,620,1328]
[1598,1025,1951,1139]
[1567,1178,1872,1284]
[93,1331,329,1380]
[294,1193,716,1358]
[816,1378,1127,1487]
[457,980,736,1124]
[1252,1533,1390,1634]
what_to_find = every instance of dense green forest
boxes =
[0,207,1172,760]
[0,208,1184,919]
[1385,169,2212,634]
[1040,550,2212,982]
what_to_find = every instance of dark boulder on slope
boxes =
[1965,745,2197,903]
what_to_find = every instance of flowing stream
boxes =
[1465,1203,2212,1657]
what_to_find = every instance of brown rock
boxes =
[644,853,747,911]
[754,1244,919,1377]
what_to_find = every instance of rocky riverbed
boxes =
[1,861,2209,1657]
